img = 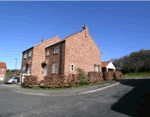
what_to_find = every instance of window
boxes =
[70,63,74,71]
[52,63,59,74]
[94,65,99,72]
[28,50,32,57]
[29,59,32,63]
[2,69,4,71]
[46,49,49,56]
[54,46,59,54]
[27,66,31,74]
[24,53,27,59]
[44,66,48,76]
[23,66,26,73]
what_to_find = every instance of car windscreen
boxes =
[8,76,14,79]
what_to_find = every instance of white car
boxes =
[6,76,20,84]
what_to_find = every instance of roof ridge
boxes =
[62,30,83,40]
[45,30,83,48]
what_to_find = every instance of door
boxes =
[0,74,4,81]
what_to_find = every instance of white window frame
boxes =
[46,49,50,56]
[2,68,4,71]
[94,65,99,72]
[28,50,32,57]
[52,63,59,74]
[27,66,31,74]
[44,66,48,76]
[54,46,59,54]
[70,63,74,71]
[24,53,27,59]
[23,66,26,73]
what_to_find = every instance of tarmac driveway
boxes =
[0,78,150,117]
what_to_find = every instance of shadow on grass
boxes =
[111,78,150,117]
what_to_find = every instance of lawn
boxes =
[6,71,20,79]
[122,72,150,78]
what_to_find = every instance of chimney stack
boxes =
[83,24,88,37]
[41,38,45,42]
[83,24,88,31]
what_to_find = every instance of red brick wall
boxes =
[0,67,6,81]
[21,48,33,72]
[45,41,65,76]
[64,26,102,75]
[31,36,60,81]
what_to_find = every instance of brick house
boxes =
[21,25,102,81]
[0,62,7,82]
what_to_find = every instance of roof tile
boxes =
[0,62,6,68]
[102,61,110,67]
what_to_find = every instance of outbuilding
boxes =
[102,61,116,72]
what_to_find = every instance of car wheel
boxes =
[12,81,15,84]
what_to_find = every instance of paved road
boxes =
[0,79,149,117]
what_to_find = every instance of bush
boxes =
[23,75,38,87]
[77,68,89,85]
[103,71,113,80]
[114,71,123,79]
[88,72,103,84]
[43,74,81,88]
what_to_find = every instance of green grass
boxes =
[122,72,150,78]
[6,71,20,79]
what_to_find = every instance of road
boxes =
[0,79,150,117]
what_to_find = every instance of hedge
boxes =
[88,72,103,84]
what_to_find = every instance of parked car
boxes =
[5,76,20,84]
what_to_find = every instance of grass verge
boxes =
[122,72,150,78]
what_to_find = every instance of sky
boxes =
[0,2,150,69]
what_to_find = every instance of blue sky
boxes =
[0,2,150,69]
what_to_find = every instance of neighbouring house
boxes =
[21,25,102,82]
[102,61,116,72]
[0,62,7,82]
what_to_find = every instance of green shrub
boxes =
[77,68,89,85]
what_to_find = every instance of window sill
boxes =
[51,73,58,75]
[53,53,59,55]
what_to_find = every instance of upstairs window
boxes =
[24,53,27,59]
[2,68,4,71]
[46,49,50,56]
[28,50,32,57]
[52,63,59,74]
[54,46,59,54]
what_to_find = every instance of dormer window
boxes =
[24,53,27,59]
[46,49,49,56]
[54,46,59,54]
[28,50,32,57]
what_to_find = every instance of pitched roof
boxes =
[102,61,110,67]
[45,30,82,48]
[0,62,6,68]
